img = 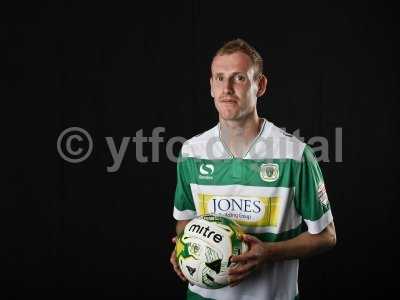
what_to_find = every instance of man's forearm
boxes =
[265,223,336,262]
[176,220,190,235]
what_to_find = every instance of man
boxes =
[170,38,336,300]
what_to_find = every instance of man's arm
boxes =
[170,219,192,282]
[229,221,337,286]
[265,221,336,261]
[176,220,191,235]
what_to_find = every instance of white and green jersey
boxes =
[173,119,333,300]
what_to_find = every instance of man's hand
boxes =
[228,234,268,287]
[227,222,337,287]
[170,236,187,282]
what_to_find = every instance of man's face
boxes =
[210,52,262,121]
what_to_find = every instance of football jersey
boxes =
[173,119,333,300]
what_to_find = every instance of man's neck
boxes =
[219,113,264,158]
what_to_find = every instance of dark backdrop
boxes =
[3,1,399,299]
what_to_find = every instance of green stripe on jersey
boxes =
[177,157,301,188]
[187,289,215,300]
[187,288,300,300]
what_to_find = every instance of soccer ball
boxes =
[175,214,248,289]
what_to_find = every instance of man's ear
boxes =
[256,74,267,97]
[210,77,214,98]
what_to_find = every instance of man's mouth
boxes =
[220,98,237,102]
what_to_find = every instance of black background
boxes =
[3,1,399,299]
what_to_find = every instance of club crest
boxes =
[260,163,279,182]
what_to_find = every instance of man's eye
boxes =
[236,75,245,81]
[216,76,223,81]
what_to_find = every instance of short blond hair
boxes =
[213,38,264,80]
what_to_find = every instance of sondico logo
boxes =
[199,164,214,180]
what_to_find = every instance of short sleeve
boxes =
[295,145,333,234]
[173,152,196,220]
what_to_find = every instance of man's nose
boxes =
[222,78,234,95]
